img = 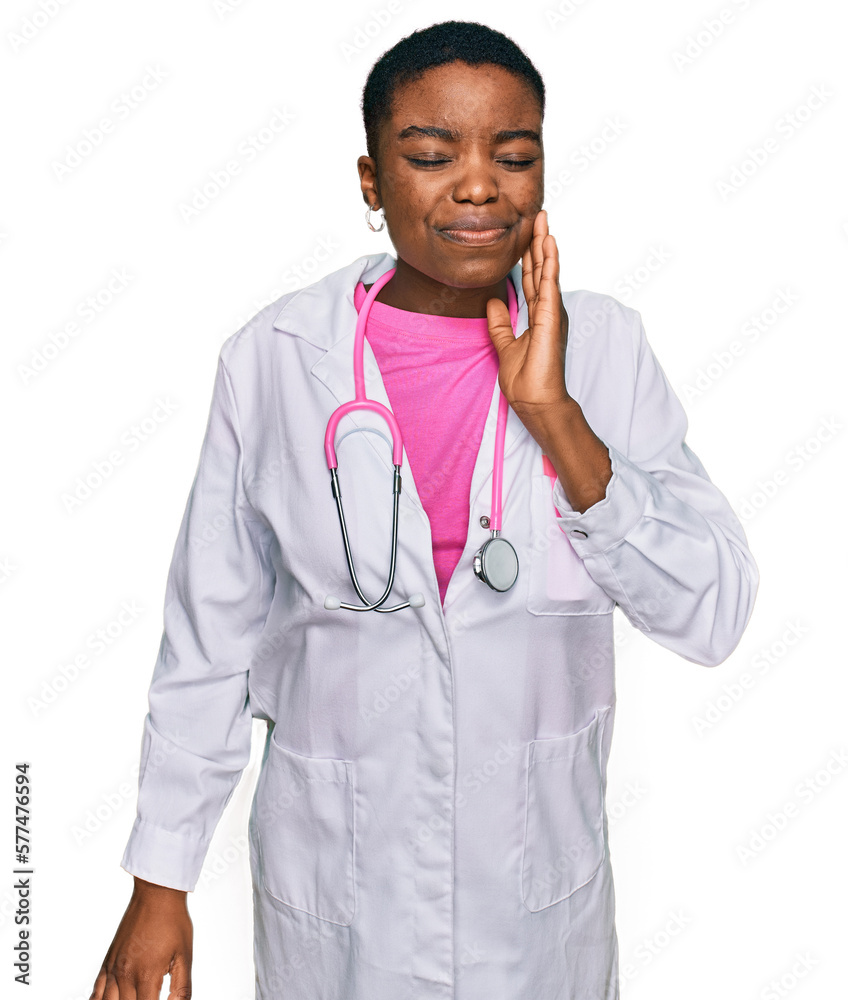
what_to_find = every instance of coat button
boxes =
[479,515,490,528]
[571,528,588,538]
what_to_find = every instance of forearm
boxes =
[518,398,612,513]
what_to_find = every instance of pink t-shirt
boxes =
[354,281,500,606]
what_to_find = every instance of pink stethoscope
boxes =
[322,266,520,612]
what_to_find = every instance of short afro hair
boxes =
[361,20,545,163]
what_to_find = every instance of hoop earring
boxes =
[365,203,385,232]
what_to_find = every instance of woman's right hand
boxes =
[90,876,193,999]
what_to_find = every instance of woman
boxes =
[92,20,758,1000]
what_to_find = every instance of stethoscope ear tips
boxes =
[408,592,425,608]
[324,595,342,610]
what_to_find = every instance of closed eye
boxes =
[408,158,537,168]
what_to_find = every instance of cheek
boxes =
[514,217,537,249]
[387,195,427,231]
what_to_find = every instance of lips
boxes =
[438,217,512,246]
[439,228,509,246]
[440,214,512,231]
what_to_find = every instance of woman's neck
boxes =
[363,261,510,318]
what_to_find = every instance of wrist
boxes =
[516,396,582,451]
[132,876,188,898]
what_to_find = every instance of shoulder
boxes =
[563,288,644,373]
[217,291,299,372]
[215,253,391,379]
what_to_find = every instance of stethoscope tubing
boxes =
[323,266,518,610]
[324,267,402,469]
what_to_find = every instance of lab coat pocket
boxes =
[521,705,611,912]
[526,472,614,616]
[254,732,356,925]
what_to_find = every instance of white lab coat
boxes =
[120,251,759,999]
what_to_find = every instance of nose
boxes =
[451,147,499,204]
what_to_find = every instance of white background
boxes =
[3,0,846,997]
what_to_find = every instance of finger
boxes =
[542,224,568,342]
[533,235,562,332]
[521,244,535,330]
[102,971,135,1000]
[531,209,548,299]
[551,239,569,343]
[548,230,560,288]
[486,296,516,357]
[89,967,108,1000]
[166,954,192,1000]
[136,966,166,1000]
[523,210,547,330]
[138,977,165,1000]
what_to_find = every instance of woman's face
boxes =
[359,60,544,294]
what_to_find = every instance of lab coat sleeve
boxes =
[120,352,274,891]
[550,311,759,667]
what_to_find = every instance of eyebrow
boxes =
[395,124,541,146]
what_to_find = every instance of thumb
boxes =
[486,296,515,357]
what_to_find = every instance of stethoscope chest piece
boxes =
[473,535,519,592]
